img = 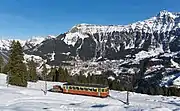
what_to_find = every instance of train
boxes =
[49,83,109,98]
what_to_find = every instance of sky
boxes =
[0,0,180,39]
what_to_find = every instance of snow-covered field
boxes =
[0,73,180,111]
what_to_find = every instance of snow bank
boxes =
[27,80,64,90]
[0,73,7,86]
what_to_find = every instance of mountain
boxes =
[0,36,47,63]
[4,10,180,92]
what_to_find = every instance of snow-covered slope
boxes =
[0,73,180,111]
[24,36,46,50]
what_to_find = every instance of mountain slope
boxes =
[28,11,180,60]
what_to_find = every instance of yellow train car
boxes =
[62,83,109,98]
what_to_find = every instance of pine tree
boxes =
[91,74,97,84]
[0,55,4,73]
[48,67,57,81]
[42,63,48,80]
[8,40,27,87]
[58,66,65,82]
[2,63,9,74]
[87,73,92,83]
[64,68,70,82]
[27,57,38,82]
[54,68,59,82]
[57,66,70,82]
[77,71,87,83]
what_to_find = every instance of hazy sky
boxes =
[0,0,179,39]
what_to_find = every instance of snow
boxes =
[62,52,71,55]
[0,73,7,86]
[0,39,12,50]
[24,54,44,63]
[0,36,46,51]
[160,73,180,87]
[150,58,162,61]
[145,65,164,75]
[158,10,178,19]
[127,68,135,74]
[145,75,154,79]
[27,80,65,91]
[173,77,180,86]
[47,35,56,38]
[27,36,45,46]
[64,32,89,46]
[0,39,26,51]
[171,59,180,68]
[64,11,180,40]
[62,11,180,51]
[108,76,115,81]
[50,51,55,61]
[135,47,163,61]
[0,73,180,111]
[161,52,178,57]
[23,54,51,75]
[125,40,135,49]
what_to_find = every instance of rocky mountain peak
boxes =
[67,10,180,35]
[157,10,175,17]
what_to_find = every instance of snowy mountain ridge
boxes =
[0,36,47,51]
[69,10,180,34]
[0,36,51,68]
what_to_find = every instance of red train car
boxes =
[62,83,109,98]
[50,83,109,98]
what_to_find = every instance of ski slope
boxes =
[0,73,180,111]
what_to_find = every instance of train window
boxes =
[69,86,72,89]
[72,87,75,90]
[101,88,104,92]
[76,87,79,90]
[84,88,88,91]
[93,88,97,92]
[80,87,84,90]
[89,88,93,91]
